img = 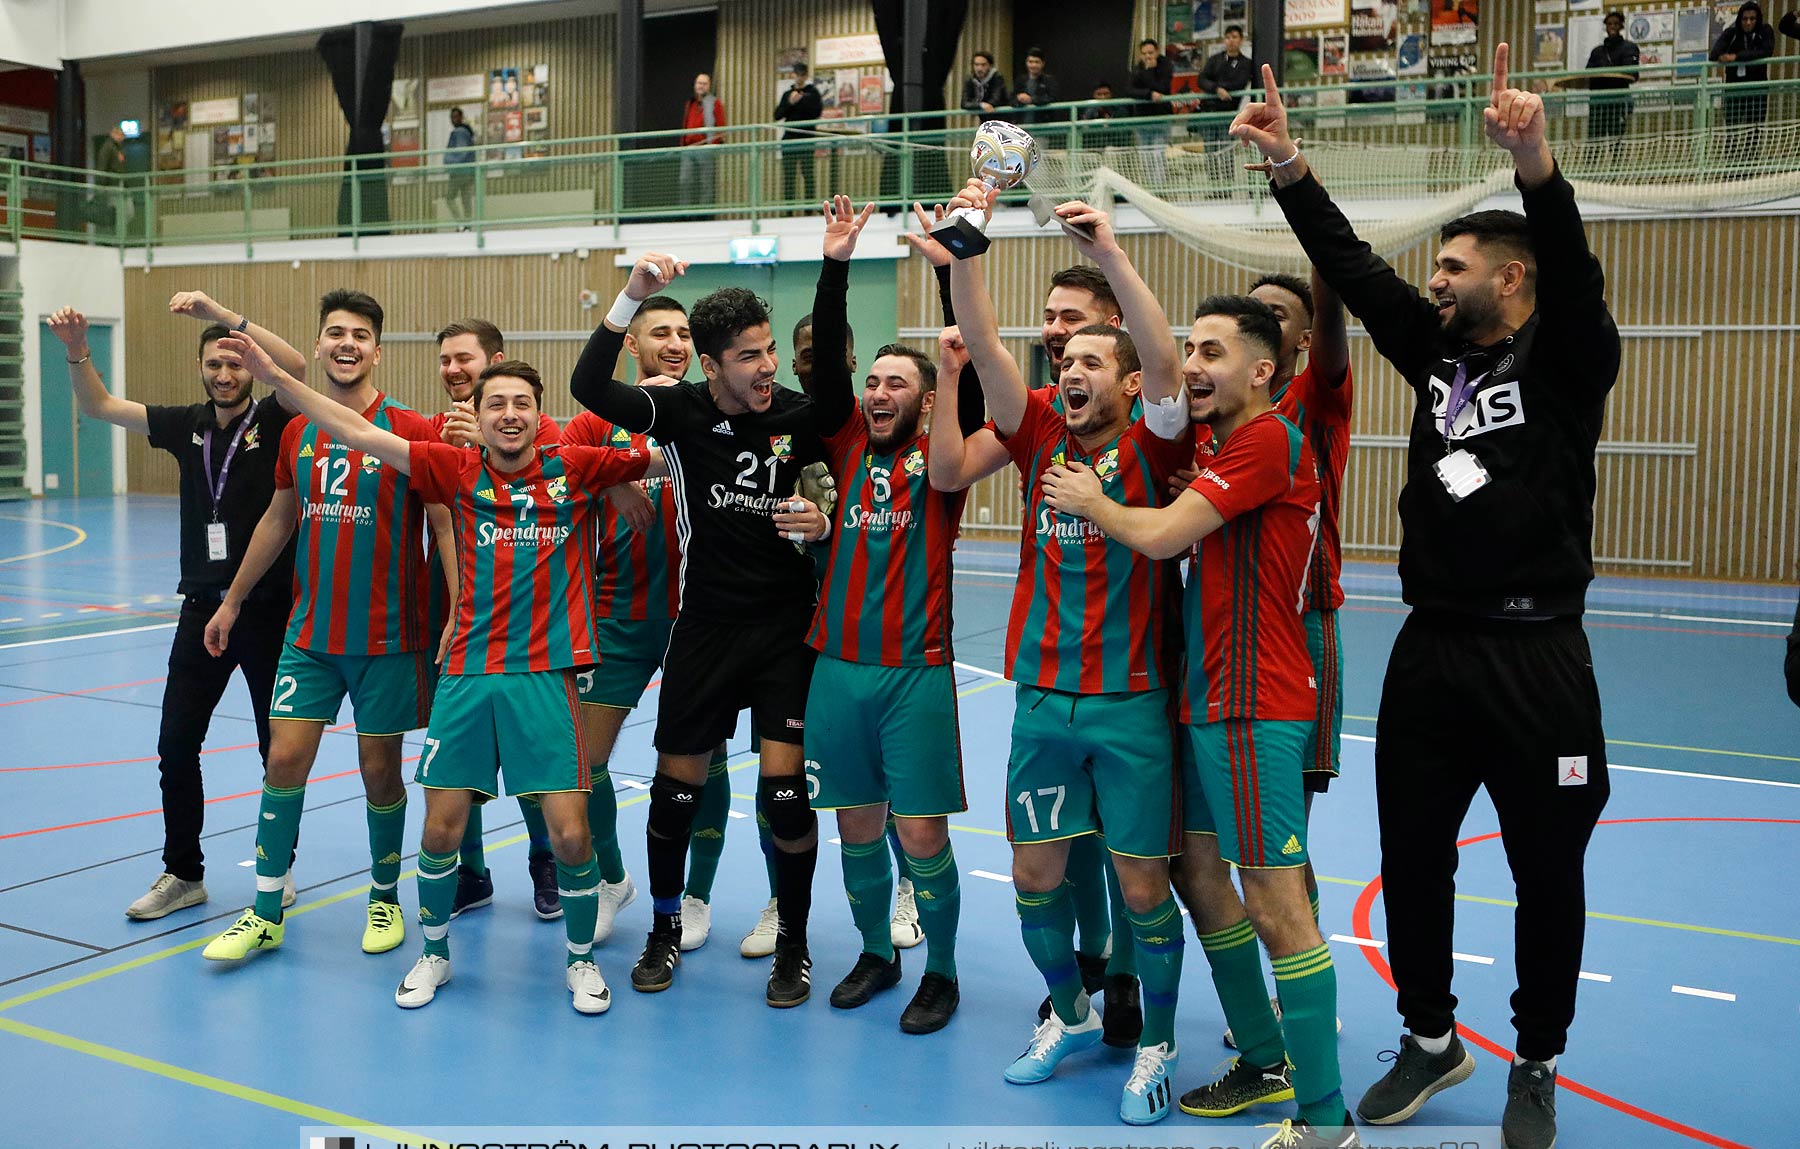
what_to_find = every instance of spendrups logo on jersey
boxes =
[844,504,915,533]
[1035,506,1106,544]
[1429,373,1526,440]
[477,520,573,548]
[303,500,372,524]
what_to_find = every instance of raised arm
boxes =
[904,203,990,435]
[169,291,309,383]
[216,335,414,473]
[808,196,876,434]
[945,182,1029,435]
[1041,462,1224,560]
[1308,268,1349,388]
[47,309,147,435]
[569,252,688,433]
[1053,200,1181,406]
[203,488,298,657]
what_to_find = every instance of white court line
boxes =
[1579,971,1613,983]
[953,660,1008,680]
[39,613,60,619]
[1330,934,1385,949]
[727,810,748,820]
[0,622,176,650]
[616,779,650,790]
[1452,952,1496,965]
[1671,985,1736,1002]
[827,837,841,846]
[969,869,1013,883]
[0,618,20,624]
[237,860,254,868]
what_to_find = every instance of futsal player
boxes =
[1041,294,1354,1148]
[1236,50,1618,1149]
[798,197,989,1033]
[220,335,654,1013]
[940,181,1190,1125]
[571,255,832,1008]
[428,318,563,919]
[201,291,453,961]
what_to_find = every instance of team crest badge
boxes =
[544,475,569,503]
[902,448,926,477]
[610,426,632,446]
[242,425,261,450]
[475,485,497,503]
[769,435,793,460]
[1094,448,1119,481]
[359,455,381,475]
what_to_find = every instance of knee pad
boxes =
[646,773,704,841]
[758,775,816,843]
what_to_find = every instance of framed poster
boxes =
[1286,0,1350,29]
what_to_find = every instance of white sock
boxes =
[1514,1054,1557,1071]
[1413,1030,1453,1055]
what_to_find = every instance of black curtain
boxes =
[318,21,404,234]
[872,0,967,203]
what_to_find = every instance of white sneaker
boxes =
[1223,995,1342,1048]
[891,876,924,949]
[592,875,637,944]
[395,953,451,1008]
[567,959,612,1014]
[740,897,780,958]
[282,870,296,910]
[125,873,207,920]
[679,894,712,952]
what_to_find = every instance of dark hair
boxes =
[1048,265,1122,319]
[792,311,855,348]
[436,318,503,357]
[1026,46,1046,61]
[197,323,232,358]
[793,61,809,75]
[318,289,384,341]
[1192,295,1283,362]
[871,343,939,392]
[1093,79,1114,91]
[472,358,543,406]
[1067,324,1139,377]
[1604,10,1624,21]
[1139,38,1160,49]
[1225,23,1244,35]
[690,287,772,362]
[631,295,688,330]
[1249,273,1314,320]
[1441,210,1537,281]
[973,50,995,66]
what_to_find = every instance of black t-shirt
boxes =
[145,398,297,601]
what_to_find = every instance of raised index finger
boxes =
[1492,42,1510,97]
[1261,64,1283,108]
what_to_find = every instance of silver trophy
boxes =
[930,120,1042,259]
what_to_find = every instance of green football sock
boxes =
[587,767,625,884]
[519,795,552,855]
[905,843,960,978]
[365,796,406,906]
[458,804,487,876]
[1017,883,1085,1025]
[1200,918,1287,1069]
[251,782,306,922]
[416,847,458,958]
[1272,942,1347,1127]
[840,837,896,959]
[558,855,600,966]
[1065,834,1111,960]
[1103,848,1138,978]
[885,816,908,876]
[684,748,732,902]
[1126,896,1185,1048]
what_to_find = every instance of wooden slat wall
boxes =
[897,215,1800,583]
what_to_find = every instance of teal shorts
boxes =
[577,616,675,709]
[1184,718,1310,869]
[271,643,428,735]
[804,656,966,817]
[1303,608,1343,786]
[1005,685,1180,859]
[419,669,586,798]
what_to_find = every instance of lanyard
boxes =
[202,401,257,521]
[1440,360,1488,441]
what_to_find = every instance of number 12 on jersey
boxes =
[1015,785,1066,834]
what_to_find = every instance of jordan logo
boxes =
[1280,835,1303,856]
[1558,756,1589,786]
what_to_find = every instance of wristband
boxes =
[1268,145,1303,169]
[67,355,92,366]
[605,290,641,329]
[233,316,250,333]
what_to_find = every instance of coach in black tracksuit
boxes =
[1234,51,1617,1149]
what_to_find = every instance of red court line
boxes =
[0,722,356,774]
[1349,817,1797,1149]
[0,676,169,710]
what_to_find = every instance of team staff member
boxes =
[47,295,306,921]
[1236,48,1619,1149]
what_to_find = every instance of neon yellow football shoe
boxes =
[362,899,406,954]
[202,910,284,960]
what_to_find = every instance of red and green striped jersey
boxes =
[1179,411,1322,725]
[273,393,437,656]
[1002,388,1191,694]
[1273,362,1353,612]
[560,411,682,620]
[408,441,651,674]
[807,411,967,667]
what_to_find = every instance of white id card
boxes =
[1434,448,1491,502]
[206,522,229,561]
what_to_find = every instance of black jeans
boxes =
[780,138,816,205]
[1374,611,1610,1062]
[158,594,287,880]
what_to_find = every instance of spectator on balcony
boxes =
[1710,2,1776,132]
[1128,39,1175,116]
[1011,48,1059,124]
[962,51,1008,114]
[1198,26,1256,110]
[444,107,477,224]
[1585,12,1640,143]
[680,73,727,210]
[773,61,823,206]
[1080,80,1128,148]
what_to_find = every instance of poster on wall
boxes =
[858,74,884,115]
[1567,12,1605,68]
[1628,10,1676,41]
[189,97,240,126]
[1535,22,1567,66]
[427,74,485,104]
[1397,31,1429,73]
[1189,0,1221,40]
[242,92,260,123]
[1284,35,1321,83]
[1320,31,1351,74]
[1353,0,1399,50]
[488,68,520,109]
[1286,0,1349,29]
[812,33,884,68]
[1676,6,1713,49]
[1223,0,1249,23]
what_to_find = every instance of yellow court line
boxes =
[0,1017,440,1147]
[0,515,88,566]
[1344,712,1800,766]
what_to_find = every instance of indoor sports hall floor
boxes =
[1,497,1795,1148]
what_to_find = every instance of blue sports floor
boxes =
[1,497,1796,1148]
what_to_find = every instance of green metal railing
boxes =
[4,61,1798,255]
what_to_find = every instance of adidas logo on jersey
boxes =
[298,443,315,459]
[712,421,734,435]
[475,486,496,502]
[1280,835,1303,856]
[611,427,632,445]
